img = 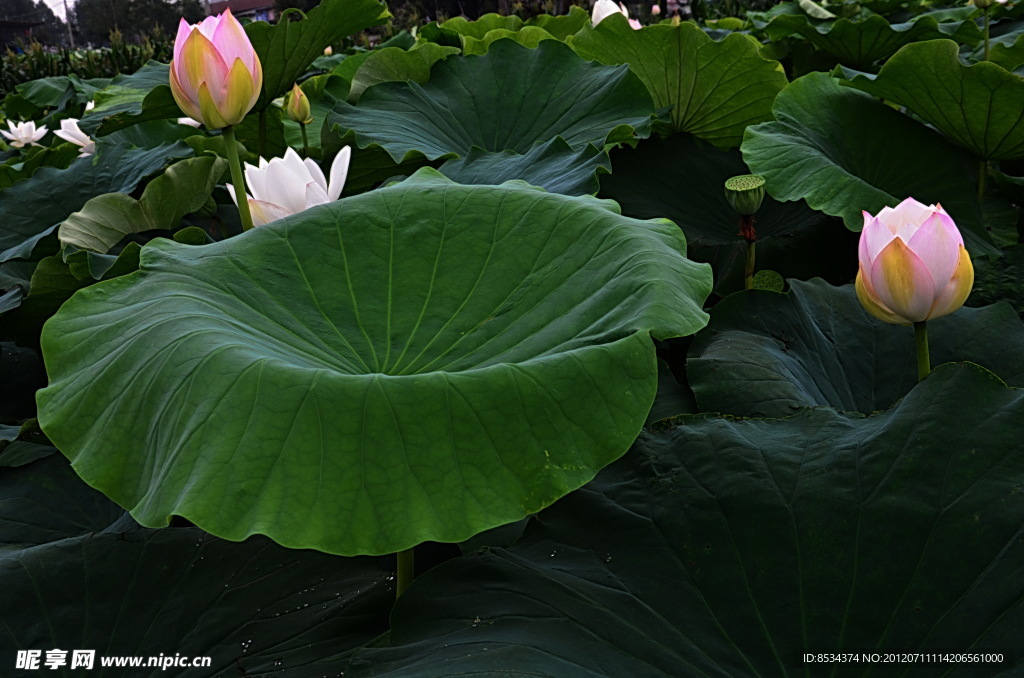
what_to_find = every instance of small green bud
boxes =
[724,174,766,217]
[286,83,313,125]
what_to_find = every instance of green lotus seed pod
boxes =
[724,174,766,216]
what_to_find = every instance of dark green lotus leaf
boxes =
[600,134,855,295]
[0,343,45,421]
[848,40,1024,160]
[983,28,1024,71]
[571,16,787,147]
[0,144,80,189]
[760,14,982,69]
[0,454,122,550]
[0,528,392,677]
[687,278,1024,417]
[0,140,193,263]
[742,72,999,256]
[59,156,226,253]
[439,12,523,38]
[326,39,654,163]
[0,288,20,314]
[347,44,460,103]
[37,168,712,556]
[971,244,1024,318]
[524,6,590,39]
[245,0,391,109]
[462,26,558,55]
[74,62,178,136]
[347,363,1024,677]
[438,137,610,196]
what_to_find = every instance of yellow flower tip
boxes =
[856,266,909,325]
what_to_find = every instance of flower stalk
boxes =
[221,126,255,231]
[914,321,930,381]
[396,548,414,599]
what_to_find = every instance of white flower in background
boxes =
[227,146,351,227]
[323,45,333,55]
[177,117,203,128]
[592,0,643,28]
[85,100,96,111]
[53,118,95,157]
[1,120,47,148]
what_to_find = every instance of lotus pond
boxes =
[1,0,1023,675]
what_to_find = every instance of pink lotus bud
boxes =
[169,9,262,130]
[651,3,661,14]
[856,197,974,324]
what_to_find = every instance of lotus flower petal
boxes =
[169,9,261,129]
[228,146,352,227]
[327,147,351,202]
[856,198,973,324]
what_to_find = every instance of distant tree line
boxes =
[72,0,204,46]
[276,0,584,23]
[0,0,67,45]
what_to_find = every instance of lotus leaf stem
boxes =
[300,123,310,158]
[258,108,267,157]
[744,240,756,290]
[984,8,991,62]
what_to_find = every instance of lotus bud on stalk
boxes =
[1,120,47,148]
[169,8,263,231]
[651,3,662,14]
[855,198,974,381]
[975,0,1008,60]
[724,174,766,289]
[286,83,314,157]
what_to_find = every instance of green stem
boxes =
[258,108,267,158]
[978,159,986,202]
[396,548,414,599]
[744,239,756,290]
[222,126,255,232]
[984,7,991,62]
[914,321,930,382]
[300,123,309,158]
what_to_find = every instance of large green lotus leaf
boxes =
[847,40,1024,161]
[438,137,611,196]
[346,363,1024,677]
[439,12,523,38]
[327,39,654,163]
[0,528,392,677]
[73,62,178,137]
[245,0,391,109]
[687,278,1024,417]
[571,16,787,147]
[742,72,999,256]
[600,134,854,295]
[0,140,193,263]
[0,144,80,190]
[971,244,1024,317]
[0,454,123,552]
[59,156,227,253]
[524,6,590,39]
[347,44,460,103]
[36,168,712,556]
[761,14,982,69]
[462,26,558,56]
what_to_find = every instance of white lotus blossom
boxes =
[53,118,95,157]
[1,120,47,148]
[177,117,203,128]
[592,0,642,28]
[85,100,96,111]
[226,146,351,227]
